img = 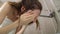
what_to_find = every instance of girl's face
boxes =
[31,9,40,22]
[21,6,40,22]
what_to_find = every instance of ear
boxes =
[21,6,25,11]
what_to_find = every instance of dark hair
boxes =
[8,0,42,33]
[9,0,42,14]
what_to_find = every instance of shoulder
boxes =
[0,1,12,9]
[3,1,11,6]
[3,1,16,8]
[3,2,17,10]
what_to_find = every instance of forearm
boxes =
[16,25,27,34]
[0,2,12,24]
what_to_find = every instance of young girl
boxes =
[0,0,42,34]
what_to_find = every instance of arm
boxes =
[0,10,36,34]
[0,2,13,24]
[16,25,27,34]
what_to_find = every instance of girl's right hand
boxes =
[20,10,35,25]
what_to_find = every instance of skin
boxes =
[0,2,12,24]
[16,9,40,34]
[16,6,40,34]
[0,2,40,34]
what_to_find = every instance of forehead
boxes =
[27,9,40,15]
[33,9,40,14]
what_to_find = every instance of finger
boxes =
[24,10,33,15]
[24,16,34,25]
[25,14,35,21]
[21,14,35,20]
[26,10,32,13]
[20,14,35,25]
[21,13,32,16]
[25,14,35,19]
[21,13,35,18]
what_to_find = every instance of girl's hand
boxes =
[20,10,35,25]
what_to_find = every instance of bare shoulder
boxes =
[3,1,11,6]
[0,2,12,9]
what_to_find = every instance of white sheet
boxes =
[0,17,16,34]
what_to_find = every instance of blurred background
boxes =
[0,0,60,34]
